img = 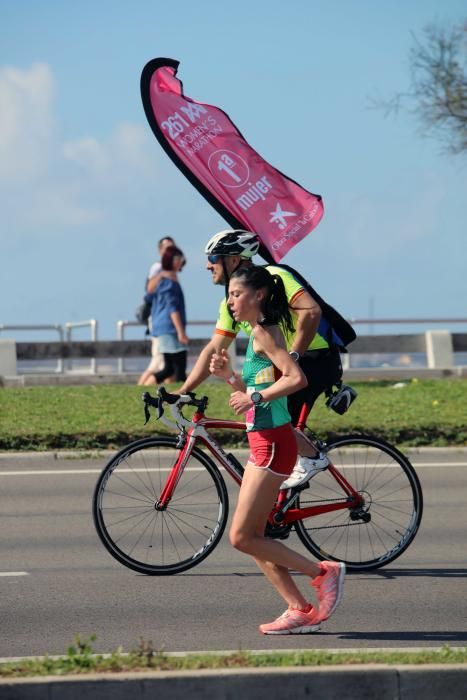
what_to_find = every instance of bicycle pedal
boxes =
[264,523,292,540]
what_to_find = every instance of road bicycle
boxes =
[92,387,423,575]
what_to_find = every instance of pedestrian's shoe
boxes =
[280,453,329,489]
[312,561,346,622]
[259,605,321,635]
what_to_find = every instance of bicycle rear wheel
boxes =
[93,436,229,575]
[294,434,423,571]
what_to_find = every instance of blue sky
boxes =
[1,0,466,340]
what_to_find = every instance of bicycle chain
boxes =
[302,521,364,531]
[299,497,350,504]
[298,497,364,531]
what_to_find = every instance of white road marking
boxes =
[0,462,466,477]
[0,468,206,476]
[0,572,29,577]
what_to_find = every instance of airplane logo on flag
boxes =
[269,203,297,230]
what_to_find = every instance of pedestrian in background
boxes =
[138,236,176,386]
[147,236,174,280]
[145,245,189,386]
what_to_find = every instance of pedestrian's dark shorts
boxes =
[287,347,343,426]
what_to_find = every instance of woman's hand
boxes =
[178,331,189,346]
[209,348,232,379]
[229,391,253,415]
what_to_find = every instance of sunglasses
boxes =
[207,254,223,264]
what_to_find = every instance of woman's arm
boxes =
[289,289,322,355]
[209,348,246,392]
[146,270,176,293]
[254,325,307,401]
[170,311,189,345]
[228,325,307,415]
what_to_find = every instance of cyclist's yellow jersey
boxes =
[215,265,329,351]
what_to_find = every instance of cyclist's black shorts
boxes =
[287,347,343,426]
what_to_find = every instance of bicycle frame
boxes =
[150,392,363,525]
[157,411,245,507]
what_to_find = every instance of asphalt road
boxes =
[0,448,466,658]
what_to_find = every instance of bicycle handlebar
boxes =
[142,387,209,431]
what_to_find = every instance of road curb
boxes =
[1,664,466,699]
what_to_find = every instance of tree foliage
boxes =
[376,21,467,155]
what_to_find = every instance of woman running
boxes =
[210,266,345,634]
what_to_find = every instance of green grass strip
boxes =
[0,636,466,678]
[0,379,466,451]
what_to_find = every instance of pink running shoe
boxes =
[259,606,321,635]
[312,561,346,622]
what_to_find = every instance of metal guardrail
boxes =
[1,319,467,379]
[0,321,98,374]
[349,318,467,324]
[116,319,221,372]
[11,335,466,358]
[0,324,65,373]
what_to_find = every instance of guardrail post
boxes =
[90,320,97,374]
[341,353,350,371]
[425,330,454,368]
[56,325,64,373]
[64,320,98,373]
[116,321,125,374]
[116,320,147,373]
[0,339,17,378]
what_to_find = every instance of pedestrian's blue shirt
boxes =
[145,278,186,337]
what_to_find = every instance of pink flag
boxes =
[140,58,324,262]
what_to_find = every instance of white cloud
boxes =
[63,137,109,173]
[26,183,105,227]
[330,172,444,260]
[0,63,54,183]
[0,62,161,234]
[62,122,156,187]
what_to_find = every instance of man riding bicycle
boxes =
[177,229,344,489]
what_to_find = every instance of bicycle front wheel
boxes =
[92,436,229,575]
[294,434,423,571]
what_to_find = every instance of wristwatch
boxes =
[250,391,263,405]
[289,350,300,362]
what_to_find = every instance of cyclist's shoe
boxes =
[280,453,329,489]
[312,561,346,622]
[259,605,321,635]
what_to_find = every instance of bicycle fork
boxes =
[155,429,194,510]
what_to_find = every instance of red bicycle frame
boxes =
[156,402,363,523]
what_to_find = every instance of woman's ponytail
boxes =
[265,275,294,334]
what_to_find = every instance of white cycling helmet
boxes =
[204,229,260,258]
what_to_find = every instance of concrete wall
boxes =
[1,331,466,385]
